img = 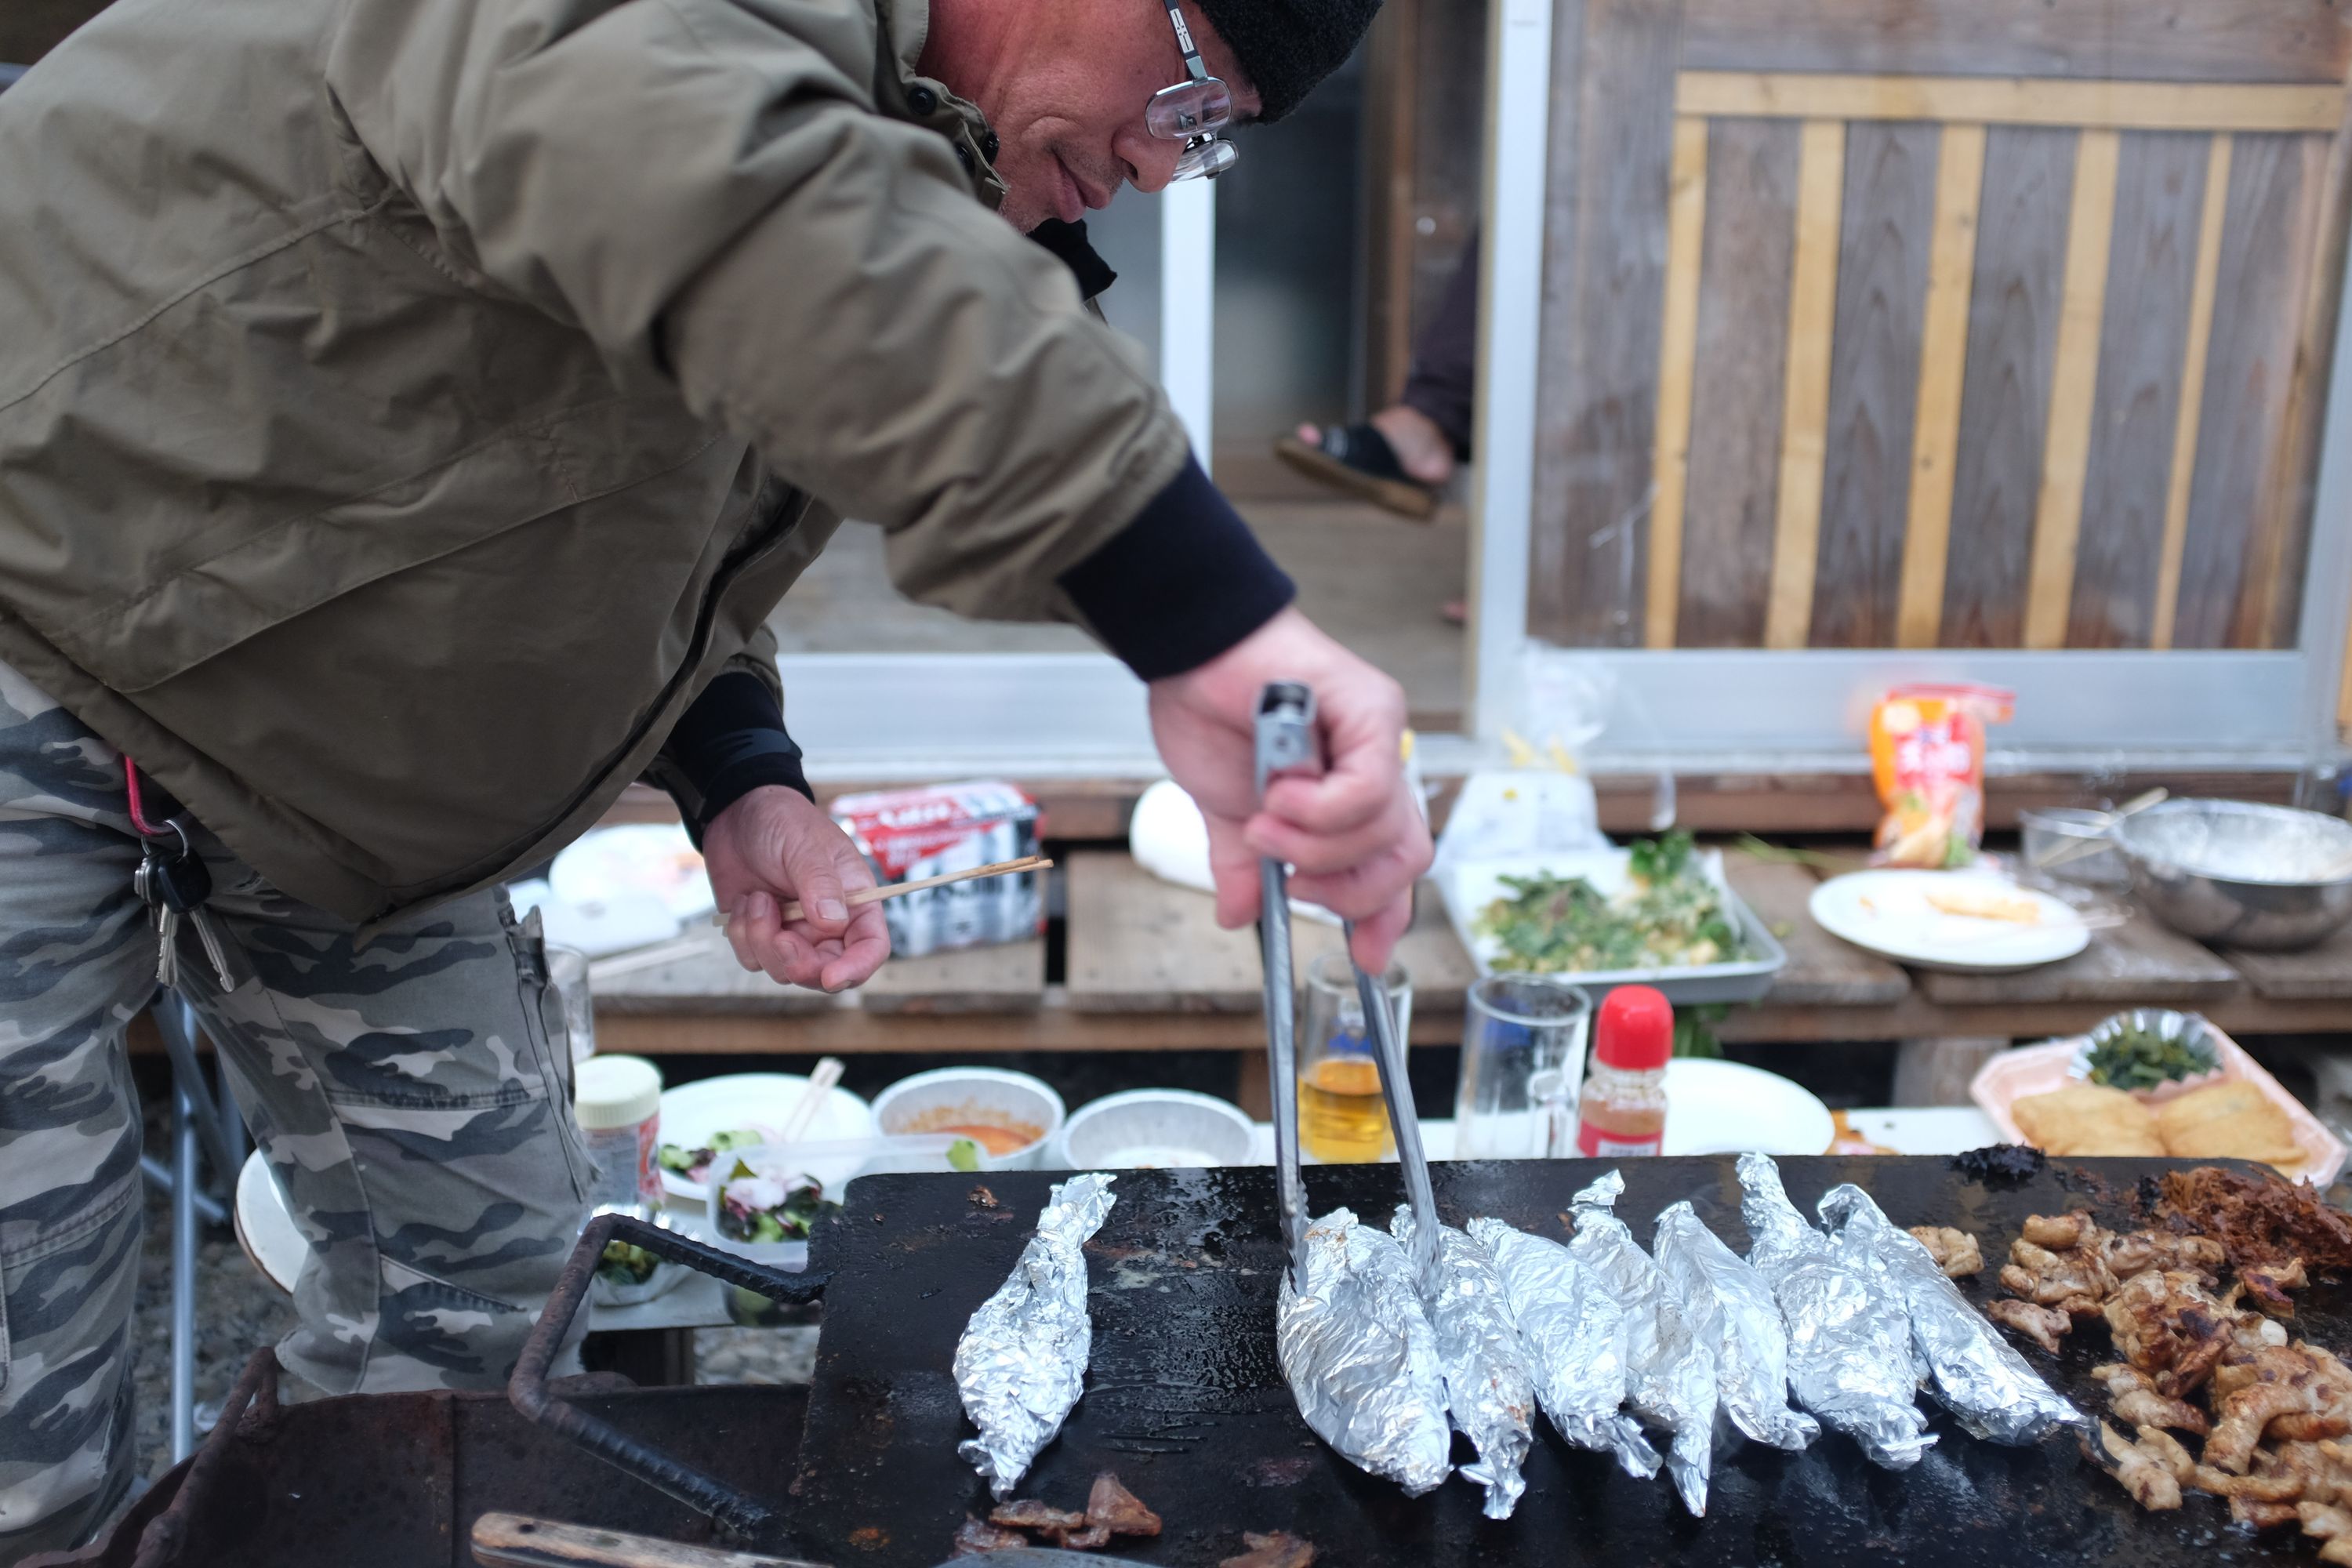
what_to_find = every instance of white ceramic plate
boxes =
[657,1073,873,1203]
[234,1150,306,1295]
[1809,869,2091,973]
[1661,1058,1837,1157]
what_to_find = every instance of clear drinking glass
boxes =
[546,944,597,1063]
[1454,975,1593,1160]
[1298,951,1412,1163]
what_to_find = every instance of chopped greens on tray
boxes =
[2082,1022,2219,1091]
[716,1159,836,1243]
[596,1239,662,1287]
[1472,832,1748,975]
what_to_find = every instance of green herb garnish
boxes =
[1472,833,1748,975]
[2084,1023,2217,1091]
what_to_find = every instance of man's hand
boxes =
[704,786,891,992]
[1148,608,1432,971]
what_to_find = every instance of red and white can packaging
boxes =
[829,781,1044,956]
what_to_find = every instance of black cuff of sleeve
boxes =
[663,671,814,833]
[1058,456,1296,681]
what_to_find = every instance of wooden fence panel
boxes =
[1678,118,1799,647]
[2066,131,2209,649]
[2176,133,2328,648]
[1938,126,2075,649]
[1809,120,1938,648]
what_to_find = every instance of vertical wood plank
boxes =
[1809,121,1939,648]
[1677,118,1801,647]
[2251,121,2350,648]
[2022,128,2120,649]
[1765,119,1847,649]
[1530,0,1686,648]
[2067,132,2212,649]
[1645,114,1711,648]
[1940,127,2078,649]
[2151,135,2234,652]
[1896,123,1984,648]
[2176,132,2325,648]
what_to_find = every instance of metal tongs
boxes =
[1254,682,1439,1286]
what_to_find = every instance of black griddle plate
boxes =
[790,1157,2314,1567]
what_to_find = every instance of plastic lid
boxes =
[573,1054,662,1128]
[1593,986,1673,1071]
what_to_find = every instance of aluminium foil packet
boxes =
[1566,1172,1719,1515]
[1277,1207,1453,1497]
[1735,1154,1935,1470]
[953,1172,1117,1496]
[1817,1184,2082,1446]
[1391,1208,1537,1519]
[1652,1201,1820,1453]
[1466,1216,1661,1479]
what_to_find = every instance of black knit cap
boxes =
[1190,0,1383,123]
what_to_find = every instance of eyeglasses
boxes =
[1145,2,1237,180]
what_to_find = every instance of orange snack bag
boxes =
[1868,683,2014,868]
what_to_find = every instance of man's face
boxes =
[940,1,1261,232]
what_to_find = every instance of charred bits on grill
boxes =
[965,1473,1163,1553]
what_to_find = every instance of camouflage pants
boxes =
[0,664,595,1560]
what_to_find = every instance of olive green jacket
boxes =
[0,0,1188,924]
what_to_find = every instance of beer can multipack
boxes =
[829,780,1044,956]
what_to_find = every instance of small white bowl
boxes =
[1054,1089,1256,1170]
[870,1067,1064,1171]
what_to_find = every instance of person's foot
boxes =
[1294,404,1457,489]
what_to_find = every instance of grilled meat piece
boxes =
[1221,1531,1317,1568]
[2241,1259,2311,1316]
[1054,1524,1113,1550]
[2095,1421,2185,1511]
[1987,1299,2072,1354]
[2005,1237,2118,1308]
[988,1500,1087,1533]
[2103,1270,2234,1398]
[1907,1225,1983,1277]
[2300,1501,2352,1566]
[1087,1473,1163,1537]
[2158,1168,2352,1274]
[954,1515,1032,1553]
[2092,1364,2211,1436]
[2023,1212,2098,1250]
[2205,1344,2352,1473]
[2234,1497,2303,1530]
[2103,1229,2227,1282]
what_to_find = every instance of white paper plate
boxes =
[1661,1058,1836,1157]
[1809,869,2091,973]
[657,1073,873,1203]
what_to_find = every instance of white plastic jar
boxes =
[572,1054,665,1212]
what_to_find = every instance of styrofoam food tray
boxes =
[1440,848,1788,1006]
[1970,1026,2346,1185]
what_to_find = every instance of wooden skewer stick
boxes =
[710,855,1053,928]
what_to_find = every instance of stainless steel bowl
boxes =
[2114,799,2352,950]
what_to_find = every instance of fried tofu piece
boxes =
[2156,1082,2305,1171]
[2012,1085,2165,1158]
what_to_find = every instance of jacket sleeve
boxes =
[325,0,1194,626]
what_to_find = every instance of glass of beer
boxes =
[1297,951,1412,1163]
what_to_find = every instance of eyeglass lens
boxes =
[1147,78,1232,142]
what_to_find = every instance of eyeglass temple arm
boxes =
[1160,1,1213,83]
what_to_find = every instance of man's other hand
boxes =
[1147,608,1432,971]
[704,786,891,992]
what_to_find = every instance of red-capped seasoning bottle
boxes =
[1573,985,1672,1158]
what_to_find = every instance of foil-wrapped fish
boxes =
[1566,1172,1718,1515]
[1817,1185,2082,1445]
[1466,1217,1661,1479]
[1278,1207,1453,1496]
[1390,1209,1537,1518]
[954,1172,1118,1496]
[1735,1154,1934,1470]
[1652,1202,1820,1453]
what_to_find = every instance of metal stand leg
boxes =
[171,1086,200,1464]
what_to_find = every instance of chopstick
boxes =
[708,855,1053,928]
[777,1057,844,1147]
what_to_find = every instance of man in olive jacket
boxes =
[0,0,1429,1552]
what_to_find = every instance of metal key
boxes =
[136,824,253,994]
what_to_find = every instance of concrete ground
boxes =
[771,499,1470,724]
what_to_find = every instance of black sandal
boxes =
[1274,423,1439,519]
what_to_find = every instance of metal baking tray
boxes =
[1439,848,1788,1005]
